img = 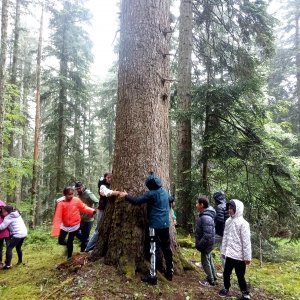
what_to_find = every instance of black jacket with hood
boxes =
[195,206,216,254]
[213,191,228,236]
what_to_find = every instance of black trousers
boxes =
[6,236,25,266]
[0,237,8,262]
[223,256,249,293]
[58,229,79,258]
[149,227,173,277]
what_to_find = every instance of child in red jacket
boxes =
[52,186,96,258]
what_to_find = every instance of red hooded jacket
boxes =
[51,197,95,236]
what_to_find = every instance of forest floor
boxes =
[0,228,299,300]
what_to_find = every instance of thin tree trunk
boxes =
[0,0,9,174]
[176,0,193,230]
[8,0,22,203]
[32,5,44,228]
[92,0,171,275]
[296,6,300,138]
[8,0,21,157]
[56,25,67,193]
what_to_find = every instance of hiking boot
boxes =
[141,274,157,285]
[218,288,229,297]
[164,271,173,281]
[199,279,215,287]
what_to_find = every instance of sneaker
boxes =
[194,262,202,268]
[216,272,223,278]
[141,274,157,285]
[199,279,215,287]
[2,264,12,270]
[237,294,251,300]
[218,288,229,297]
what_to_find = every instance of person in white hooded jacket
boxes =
[218,199,251,300]
[0,206,27,269]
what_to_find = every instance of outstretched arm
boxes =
[100,184,120,197]
[125,192,152,205]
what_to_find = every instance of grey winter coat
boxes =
[195,206,216,254]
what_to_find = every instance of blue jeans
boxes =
[85,210,104,252]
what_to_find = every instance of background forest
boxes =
[0,0,299,261]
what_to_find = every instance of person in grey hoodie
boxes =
[195,196,217,287]
[0,205,27,269]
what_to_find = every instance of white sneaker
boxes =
[194,262,202,268]
[216,272,223,278]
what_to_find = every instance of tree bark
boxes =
[296,4,300,139]
[176,0,193,229]
[32,4,44,228]
[0,0,9,172]
[56,23,67,193]
[92,0,171,276]
[8,0,21,158]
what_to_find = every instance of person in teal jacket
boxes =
[123,173,173,285]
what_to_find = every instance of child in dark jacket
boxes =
[213,190,228,270]
[123,173,173,285]
[195,196,217,287]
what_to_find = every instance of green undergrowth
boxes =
[177,231,300,300]
[0,227,299,299]
[0,227,66,299]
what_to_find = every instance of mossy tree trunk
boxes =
[92,0,172,276]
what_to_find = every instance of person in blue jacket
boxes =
[123,173,173,285]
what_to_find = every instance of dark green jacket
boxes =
[79,189,99,222]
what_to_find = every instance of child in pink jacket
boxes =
[0,200,10,267]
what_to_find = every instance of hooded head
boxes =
[213,191,226,204]
[226,199,244,218]
[145,174,162,190]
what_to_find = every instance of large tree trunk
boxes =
[176,0,193,230]
[92,0,171,276]
[0,0,9,172]
[32,5,44,228]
